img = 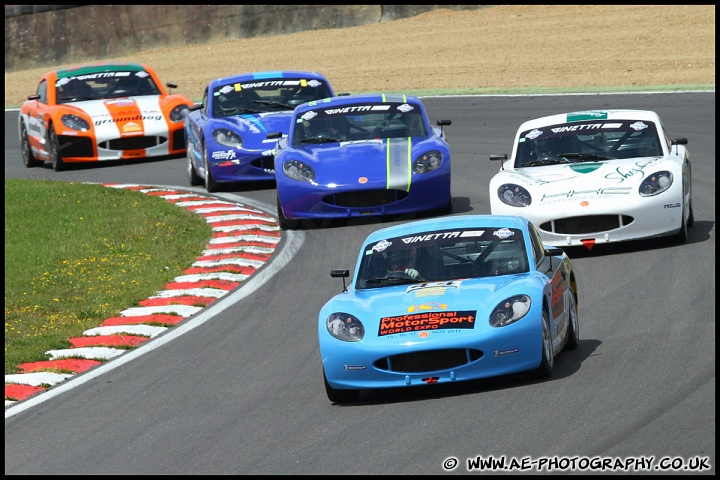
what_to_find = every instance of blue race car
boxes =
[318,215,580,403]
[185,70,336,192]
[271,93,452,229]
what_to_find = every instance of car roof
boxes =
[209,70,330,87]
[517,109,663,131]
[55,63,148,79]
[363,215,530,244]
[295,93,422,112]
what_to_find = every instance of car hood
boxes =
[493,157,676,191]
[63,96,181,141]
[297,138,428,188]
[215,111,294,149]
[69,96,169,121]
[323,276,542,338]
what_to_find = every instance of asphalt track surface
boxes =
[4,92,716,475]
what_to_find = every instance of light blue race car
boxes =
[185,70,336,192]
[271,93,452,229]
[318,214,580,403]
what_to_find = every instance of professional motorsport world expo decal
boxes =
[5,183,280,409]
[378,310,476,336]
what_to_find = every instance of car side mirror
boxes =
[490,154,508,170]
[544,246,563,271]
[436,119,451,136]
[331,269,350,292]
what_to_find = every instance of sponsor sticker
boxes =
[566,111,608,121]
[525,129,543,140]
[493,228,514,239]
[378,310,476,336]
[372,239,392,253]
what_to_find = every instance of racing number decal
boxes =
[386,137,412,192]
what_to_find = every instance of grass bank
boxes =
[4,179,212,374]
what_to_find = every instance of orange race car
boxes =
[18,62,194,171]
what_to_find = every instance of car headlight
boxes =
[413,150,443,174]
[282,160,315,182]
[639,171,673,197]
[497,184,532,207]
[326,312,365,342]
[489,294,531,328]
[212,128,243,148]
[170,104,191,122]
[61,114,90,132]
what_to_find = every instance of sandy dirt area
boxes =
[4,5,715,106]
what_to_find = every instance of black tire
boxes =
[49,128,65,172]
[687,198,694,228]
[276,193,298,230]
[564,290,580,351]
[203,145,220,193]
[435,196,453,216]
[187,140,202,186]
[20,121,42,168]
[534,309,554,379]
[673,211,688,244]
[323,370,360,404]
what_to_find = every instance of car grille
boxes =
[58,136,94,158]
[540,215,635,235]
[101,136,168,151]
[251,156,276,171]
[373,348,484,373]
[323,189,409,208]
[172,129,186,150]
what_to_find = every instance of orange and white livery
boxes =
[18,62,193,171]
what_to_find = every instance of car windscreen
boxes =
[56,70,160,103]
[292,102,429,146]
[212,78,333,117]
[515,119,662,167]
[355,227,528,289]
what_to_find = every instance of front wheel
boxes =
[187,140,202,186]
[323,370,360,404]
[20,121,42,168]
[564,290,580,351]
[672,211,689,244]
[534,310,554,379]
[436,196,453,216]
[203,145,220,193]
[276,193,298,230]
[49,128,65,172]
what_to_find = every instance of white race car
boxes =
[489,109,693,249]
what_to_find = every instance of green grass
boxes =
[4,179,213,375]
